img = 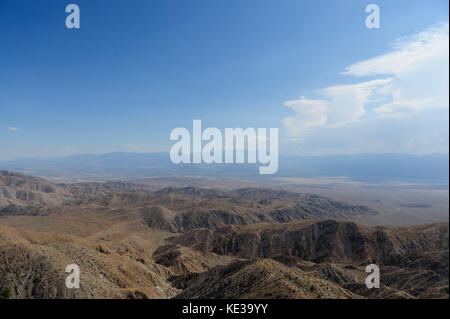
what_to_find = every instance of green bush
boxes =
[0,287,12,299]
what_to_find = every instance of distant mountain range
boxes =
[0,152,448,183]
[0,171,379,228]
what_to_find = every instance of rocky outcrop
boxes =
[169,220,449,266]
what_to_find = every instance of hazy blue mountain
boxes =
[0,152,448,183]
[278,153,449,183]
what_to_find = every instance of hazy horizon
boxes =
[1,150,449,163]
[1,151,448,184]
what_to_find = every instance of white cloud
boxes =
[283,79,392,137]
[282,22,449,147]
[342,23,449,77]
[282,97,327,138]
[373,98,436,116]
[318,79,392,125]
[7,127,18,131]
[350,22,448,117]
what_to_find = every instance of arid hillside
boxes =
[1,171,379,231]
[169,220,448,264]
[0,171,448,299]
[166,220,448,298]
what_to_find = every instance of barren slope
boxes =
[175,258,358,299]
[0,224,178,299]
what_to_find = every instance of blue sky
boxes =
[0,0,448,161]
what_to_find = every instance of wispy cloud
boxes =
[7,126,18,132]
[283,22,449,139]
[342,23,449,77]
[283,79,392,138]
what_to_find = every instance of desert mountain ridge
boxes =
[0,171,379,231]
[1,219,447,299]
[0,171,448,299]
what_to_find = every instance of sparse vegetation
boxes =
[0,287,12,299]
